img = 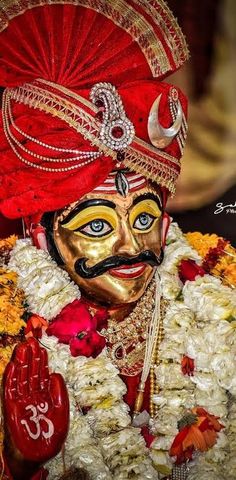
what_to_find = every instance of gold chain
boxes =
[102,282,168,392]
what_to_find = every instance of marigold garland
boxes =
[0,235,18,249]
[185,232,220,258]
[185,232,236,287]
[0,269,25,336]
[0,237,26,459]
[0,235,18,266]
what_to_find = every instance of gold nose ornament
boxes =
[148,92,183,149]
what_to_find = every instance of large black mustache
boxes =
[74,249,164,279]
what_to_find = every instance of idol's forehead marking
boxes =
[57,186,162,223]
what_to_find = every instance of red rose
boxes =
[70,330,106,358]
[179,259,205,283]
[46,299,106,358]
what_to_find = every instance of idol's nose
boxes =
[113,219,140,256]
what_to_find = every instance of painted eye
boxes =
[133,212,155,231]
[78,219,113,237]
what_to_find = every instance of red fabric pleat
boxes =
[0,5,150,88]
[0,4,188,219]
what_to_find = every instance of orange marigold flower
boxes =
[170,407,224,464]
[0,235,18,264]
[0,235,18,250]
[222,263,236,287]
[0,268,26,335]
[186,232,236,287]
[185,232,219,258]
[25,314,48,339]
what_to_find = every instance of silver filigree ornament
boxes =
[147,87,184,149]
[90,82,135,151]
[115,171,130,197]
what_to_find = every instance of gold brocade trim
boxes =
[39,78,97,113]
[5,79,179,192]
[124,148,177,196]
[6,82,117,161]
[134,136,180,167]
[135,0,189,69]
[0,0,188,77]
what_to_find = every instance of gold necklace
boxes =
[101,280,157,376]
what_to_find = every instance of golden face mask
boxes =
[53,183,163,306]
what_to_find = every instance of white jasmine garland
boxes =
[46,382,111,480]
[86,403,131,436]
[8,239,80,319]
[186,457,224,480]
[160,223,201,276]
[182,275,236,322]
[8,222,236,479]
[150,224,236,479]
[160,240,200,274]
[159,271,182,300]
[43,335,157,479]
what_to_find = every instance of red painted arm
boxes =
[3,338,69,479]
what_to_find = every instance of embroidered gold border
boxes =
[124,147,177,196]
[0,0,187,77]
[135,0,189,67]
[6,82,117,161]
[6,80,179,194]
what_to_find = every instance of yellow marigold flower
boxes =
[221,263,236,288]
[185,232,219,258]
[0,235,18,249]
[0,235,18,266]
[0,268,26,335]
[186,232,236,287]
[0,344,15,376]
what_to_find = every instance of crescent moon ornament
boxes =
[148,93,183,149]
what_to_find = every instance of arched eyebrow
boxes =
[133,193,163,210]
[60,198,116,224]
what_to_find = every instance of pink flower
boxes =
[46,299,105,358]
[94,307,108,331]
[70,330,106,358]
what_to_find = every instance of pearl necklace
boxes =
[2,89,102,173]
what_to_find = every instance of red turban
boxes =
[0,1,189,220]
